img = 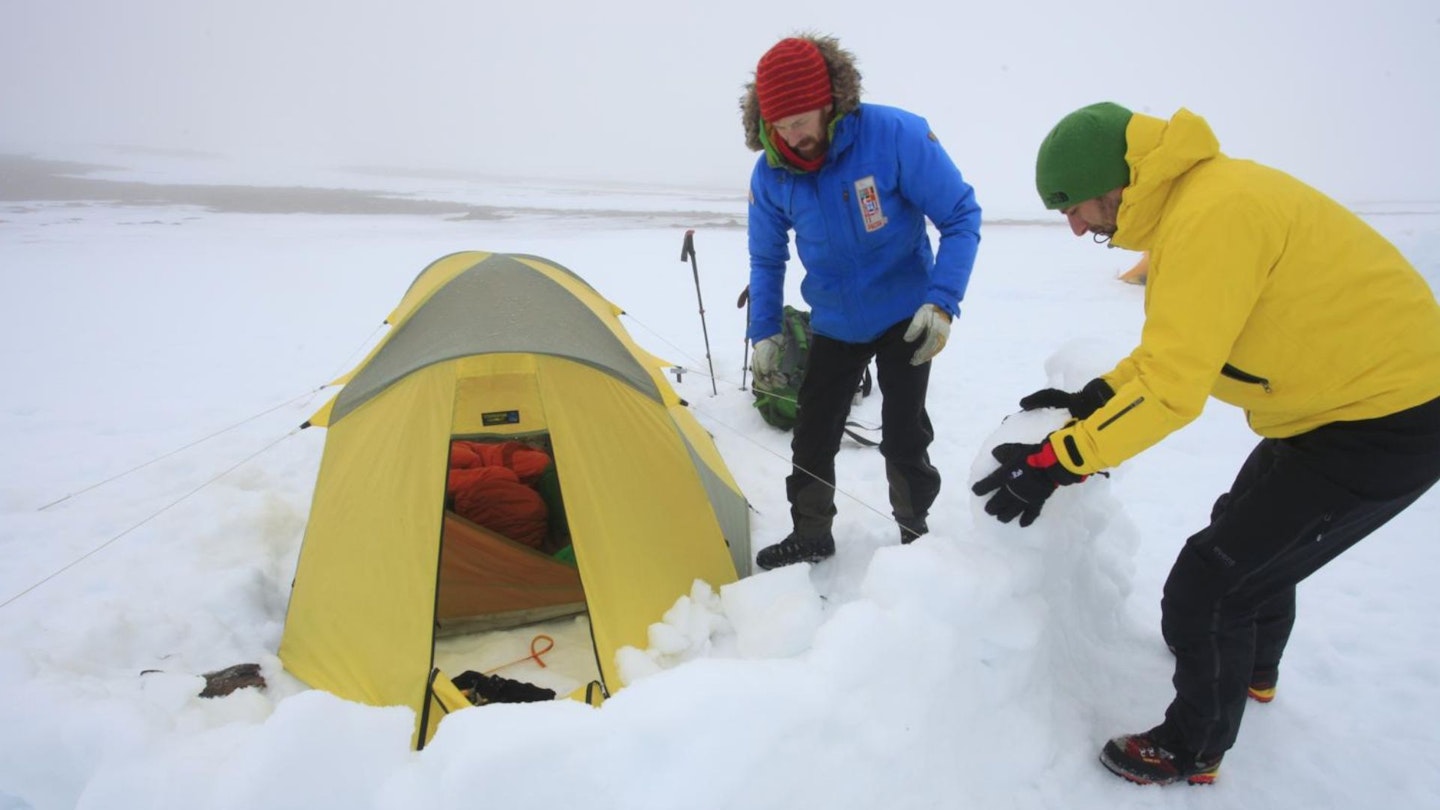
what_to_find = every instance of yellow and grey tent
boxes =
[1117,253,1148,286]
[278,251,750,747]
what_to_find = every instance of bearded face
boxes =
[771,107,831,160]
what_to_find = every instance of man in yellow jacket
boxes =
[973,102,1440,785]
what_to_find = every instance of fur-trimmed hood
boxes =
[741,34,863,152]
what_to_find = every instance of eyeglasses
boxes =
[770,112,821,134]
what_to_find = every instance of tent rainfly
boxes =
[279,251,750,747]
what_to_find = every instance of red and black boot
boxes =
[1100,729,1222,786]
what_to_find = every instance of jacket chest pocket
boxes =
[786,181,832,250]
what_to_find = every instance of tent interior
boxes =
[433,431,603,702]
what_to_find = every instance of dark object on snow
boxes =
[200,663,266,698]
[452,670,556,705]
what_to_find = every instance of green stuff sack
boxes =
[751,305,875,433]
[752,306,812,430]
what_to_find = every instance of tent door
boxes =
[432,434,602,703]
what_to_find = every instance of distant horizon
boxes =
[7,1,1438,220]
[6,151,1438,227]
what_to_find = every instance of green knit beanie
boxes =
[1035,102,1133,210]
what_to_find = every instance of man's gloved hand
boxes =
[1018,377,1116,420]
[903,304,952,366]
[970,439,1086,527]
[750,333,784,389]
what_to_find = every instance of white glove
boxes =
[750,333,784,388]
[902,304,952,366]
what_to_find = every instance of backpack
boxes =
[752,305,874,434]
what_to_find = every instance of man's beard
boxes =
[1089,196,1120,243]
[793,136,826,160]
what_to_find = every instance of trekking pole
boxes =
[680,229,719,396]
[737,285,751,391]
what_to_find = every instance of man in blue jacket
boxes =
[742,35,982,569]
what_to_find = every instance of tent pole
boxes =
[736,285,751,391]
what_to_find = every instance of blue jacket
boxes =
[747,103,982,343]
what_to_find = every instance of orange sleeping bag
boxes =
[449,441,551,483]
[446,441,552,549]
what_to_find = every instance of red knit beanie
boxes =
[755,38,832,123]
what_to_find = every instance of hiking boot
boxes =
[898,517,929,545]
[755,532,835,570]
[1099,729,1222,786]
[1248,668,1278,703]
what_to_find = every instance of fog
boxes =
[3,0,1438,215]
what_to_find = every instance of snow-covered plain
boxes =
[2,154,1438,809]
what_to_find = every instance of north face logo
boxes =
[1044,190,1070,206]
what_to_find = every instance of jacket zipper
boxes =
[1096,397,1144,431]
[1221,363,1272,393]
[839,183,867,316]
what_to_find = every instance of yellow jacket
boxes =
[1050,109,1440,475]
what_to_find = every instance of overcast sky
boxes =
[3,0,1438,214]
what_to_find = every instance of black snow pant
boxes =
[1157,395,1440,758]
[787,318,940,539]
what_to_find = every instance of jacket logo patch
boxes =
[854,176,887,232]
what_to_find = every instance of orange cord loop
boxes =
[483,634,555,675]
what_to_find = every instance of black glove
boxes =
[971,440,1086,527]
[1018,378,1116,420]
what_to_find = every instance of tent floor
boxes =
[434,612,602,700]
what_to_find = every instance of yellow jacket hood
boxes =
[1112,109,1220,252]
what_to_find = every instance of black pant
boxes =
[1157,396,1440,757]
[787,319,940,538]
